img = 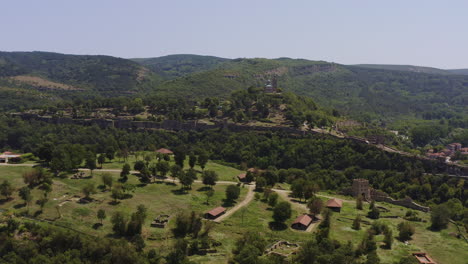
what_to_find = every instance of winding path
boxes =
[214,184,255,222]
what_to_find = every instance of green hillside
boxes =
[0,51,159,92]
[131,54,229,79]
[148,58,468,124]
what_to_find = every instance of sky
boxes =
[2,0,468,69]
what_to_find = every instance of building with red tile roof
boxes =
[205,207,226,219]
[156,148,173,155]
[291,214,313,230]
[326,198,343,212]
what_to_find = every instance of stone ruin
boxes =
[345,179,430,212]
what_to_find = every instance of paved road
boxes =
[214,184,255,223]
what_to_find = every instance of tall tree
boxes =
[197,151,209,170]
[272,201,292,223]
[97,209,106,224]
[202,170,218,188]
[0,180,14,200]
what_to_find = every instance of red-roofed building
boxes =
[237,173,247,181]
[205,207,226,219]
[412,252,436,264]
[291,214,313,230]
[156,148,173,155]
[0,151,21,163]
[326,198,343,212]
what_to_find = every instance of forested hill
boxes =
[1,52,467,128]
[145,57,468,123]
[131,54,229,79]
[0,51,159,92]
[354,64,468,75]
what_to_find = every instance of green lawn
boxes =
[1,165,466,264]
[0,166,247,252]
[99,153,244,182]
[324,196,468,264]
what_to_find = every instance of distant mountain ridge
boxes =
[354,64,468,75]
[0,51,157,93]
[0,51,467,126]
[131,54,229,79]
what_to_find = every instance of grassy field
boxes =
[0,166,247,251]
[320,195,468,264]
[1,165,466,264]
[99,153,244,182]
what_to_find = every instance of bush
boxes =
[397,221,415,241]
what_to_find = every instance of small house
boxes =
[412,252,436,264]
[326,198,343,212]
[237,173,247,182]
[291,214,313,230]
[156,148,173,155]
[0,151,21,163]
[205,207,226,220]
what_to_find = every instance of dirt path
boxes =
[214,184,255,223]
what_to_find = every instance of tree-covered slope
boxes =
[131,54,229,80]
[0,51,157,92]
[149,58,468,123]
[354,64,468,76]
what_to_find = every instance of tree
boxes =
[178,171,193,190]
[105,147,115,161]
[272,201,292,223]
[120,163,130,183]
[397,221,415,241]
[85,152,97,176]
[82,182,96,199]
[383,229,393,249]
[356,194,364,210]
[368,206,380,219]
[111,185,125,203]
[37,197,48,212]
[97,154,105,168]
[102,173,113,190]
[111,211,127,236]
[319,209,332,229]
[132,234,146,252]
[156,161,170,177]
[97,209,106,224]
[357,229,377,255]
[205,189,214,205]
[0,180,14,199]
[226,185,240,201]
[291,179,305,200]
[134,160,145,172]
[431,204,450,230]
[202,170,218,188]
[352,214,361,230]
[188,154,197,169]
[307,196,323,216]
[255,177,267,191]
[268,192,278,207]
[173,146,186,168]
[197,151,209,170]
[170,164,183,183]
[41,182,52,198]
[18,186,32,209]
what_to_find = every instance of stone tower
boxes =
[352,179,371,200]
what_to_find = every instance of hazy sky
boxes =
[2,0,468,68]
